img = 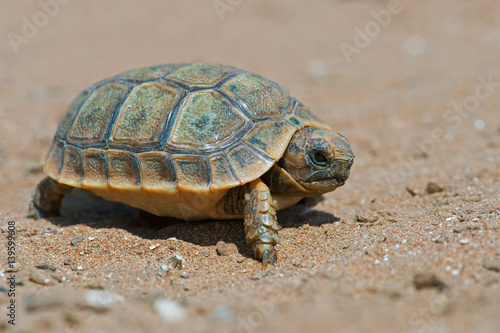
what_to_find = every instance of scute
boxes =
[166,63,239,89]
[243,120,297,161]
[226,143,274,184]
[120,64,185,82]
[56,89,91,139]
[44,140,65,179]
[137,152,175,191]
[221,73,294,119]
[81,148,108,188]
[168,91,248,150]
[67,82,131,145]
[110,81,183,146]
[172,155,210,190]
[58,146,83,187]
[107,150,141,187]
[208,153,239,189]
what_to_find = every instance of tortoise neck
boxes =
[263,165,316,197]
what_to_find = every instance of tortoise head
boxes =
[265,127,354,197]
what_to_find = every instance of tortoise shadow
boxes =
[47,189,340,259]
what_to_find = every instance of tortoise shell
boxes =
[44,63,331,217]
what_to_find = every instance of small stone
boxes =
[29,270,54,286]
[35,263,57,272]
[405,186,418,197]
[165,254,184,269]
[5,262,21,272]
[483,261,500,272]
[413,272,447,291]
[156,264,170,277]
[91,242,100,248]
[459,238,470,245]
[157,269,168,277]
[356,213,379,223]
[180,273,196,278]
[212,305,236,322]
[85,281,107,289]
[51,273,65,283]
[236,256,246,263]
[453,225,471,233]
[426,182,444,194]
[63,257,75,266]
[71,235,85,246]
[216,241,229,256]
[154,298,187,322]
[84,290,123,312]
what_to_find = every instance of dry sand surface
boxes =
[1,1,499,332]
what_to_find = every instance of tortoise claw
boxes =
[261,249,277,269]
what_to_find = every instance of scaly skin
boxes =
[243,179,280,268]
[28,177,73,219]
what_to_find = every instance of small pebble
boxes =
[413,272,447,291]
[5,262,21,272]
[405,186,418,197]
[157,269,168,278]
[483,261,500,272]
[216,241,229,256]
[85,281,107,290]
[165,254,184,269]
[212,305,236,322]
[181,273,196,278]
[29,270,54,286]
[236,256,246,263]
[453,225,471,233]
[426,182,444,194]
[154,298,187,322]
[459,238,470,245]
[35,263,57,272]
[84,290,123,312]
[63,257,75,266]
[356,213,378,223]
[51,273,65,283]
[71,235,85,246]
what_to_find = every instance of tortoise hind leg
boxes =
[244,179,281,268]
[28,177,73,219]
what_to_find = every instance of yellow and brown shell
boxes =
[44,63,330,218]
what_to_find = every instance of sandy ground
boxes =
[0,0,499,332]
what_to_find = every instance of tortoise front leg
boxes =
[244,179,280,268]
[28,177,73,219]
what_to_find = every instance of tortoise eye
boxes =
[309,151,329,167]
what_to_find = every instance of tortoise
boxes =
[29,63,354,267]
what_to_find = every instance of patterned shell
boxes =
[44,63,330,193]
